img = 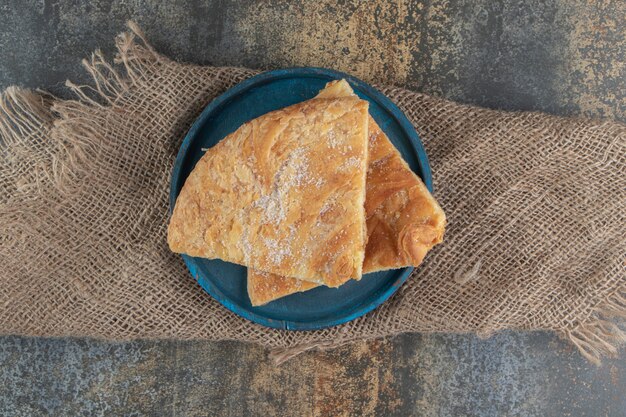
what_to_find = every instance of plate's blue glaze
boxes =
[170,68,432,330]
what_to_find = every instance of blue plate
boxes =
[170,67,432,330]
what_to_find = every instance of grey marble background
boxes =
[1,1,624,416]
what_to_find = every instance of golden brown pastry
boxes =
[248,80,446,306]
[168,96,370,287]
[247,269,319,305]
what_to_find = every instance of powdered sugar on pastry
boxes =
[168,95,369,286]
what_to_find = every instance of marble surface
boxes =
[0,0,624,415]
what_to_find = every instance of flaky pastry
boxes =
[247,80,446,306]
[168,96,370,287]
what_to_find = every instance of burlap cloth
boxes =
[1,23,624,364]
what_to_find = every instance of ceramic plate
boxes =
[170,67,432,330]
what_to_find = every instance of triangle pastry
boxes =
[168,95,370,287]
[247,80,446,306]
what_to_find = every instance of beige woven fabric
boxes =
[1,23,624,364]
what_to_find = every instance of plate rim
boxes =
[170,67,432,331]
